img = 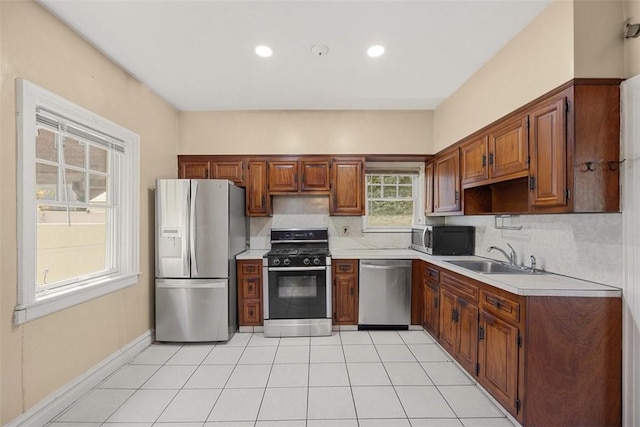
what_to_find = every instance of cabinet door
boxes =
[269,161,298,192]
[425,161,434,214]
[490,116,529,180]
[456,298,479,376]
[212,160,244,186]
[301,160,330,192]
[423,281,440,338]
[529,97,567,208]
[478,311,519,414]
[438,288,457,354]
[460,136,488,186]
[330,159,364,215]
[179,160,210,179]
[434,149,461,213]
[246,160,270,216]
[332,260,358,324]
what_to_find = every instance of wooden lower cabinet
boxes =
[478,310,520,415]
[332,259,358,324]
[424,265,622,426]
[237,259,263,326]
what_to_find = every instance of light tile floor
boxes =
[48,330,516,427]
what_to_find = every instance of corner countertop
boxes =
[332,249,621,298]
[235,248,621,298]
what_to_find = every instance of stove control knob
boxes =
[303,258,311,265]
[283,258,291,266]
[313,257,322,265]
[273,258,281,266]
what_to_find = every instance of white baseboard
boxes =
[6,329,154,427]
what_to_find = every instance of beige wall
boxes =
[0,0,178,423]
[574,0,624,78]
[434,0,627,152]
[434,0,575,151]
[626,0,640,77]
[178,110,434,155]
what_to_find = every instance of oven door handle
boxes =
[268,267,326,272]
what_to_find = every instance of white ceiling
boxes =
[38,0,552,111]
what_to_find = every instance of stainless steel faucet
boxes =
[487,243,517,266]
[530,255,537,271]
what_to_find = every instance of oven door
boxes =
[266,266,328,319]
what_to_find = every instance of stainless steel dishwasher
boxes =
[358,260,412,328]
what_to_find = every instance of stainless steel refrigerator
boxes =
[155,179,247,342]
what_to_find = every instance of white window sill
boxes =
[13,272,140,325]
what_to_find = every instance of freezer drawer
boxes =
[358,260,412,327]
[155,279,234,342]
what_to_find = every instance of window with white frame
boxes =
[15,79,140,324]
[364,163,424,230]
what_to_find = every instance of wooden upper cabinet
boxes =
[460,136,489,186]
[246,160,270,216]
[212,160,245,186]
[330,158,365,216]
[301,160,331,191]
[461,115,528,187]
[529,97,567,209]
[179,160,210,179]
[268,158,330,193]
[425,161,434,214]
[268,160,299,193]
[433,148,461,213]
[489,116,529,180]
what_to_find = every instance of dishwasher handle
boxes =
[360,262,411,270]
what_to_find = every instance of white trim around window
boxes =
[14,79,140,325]
[362,162,426,232]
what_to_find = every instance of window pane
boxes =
[36,206,108,287]
[398,185,413,198]
[383,186,397,198]
[90,174,108,204]
[63,136,85,168]
[398,176,412,185]
[89,145,108,173]
[36,163,58,200]
[368,175,381,184]
[368,200,414,227]
[383,175,397,185]
[36,128,58,162]
[368,185,381,198]
[64,169,86,202]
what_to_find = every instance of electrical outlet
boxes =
[342,226,350,236]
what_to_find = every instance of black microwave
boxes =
[411,225,475,255]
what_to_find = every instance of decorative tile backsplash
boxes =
[249,196,623,287]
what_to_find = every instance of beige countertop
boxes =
[235,248,621,297]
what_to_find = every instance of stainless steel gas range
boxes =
[262,228,332,337]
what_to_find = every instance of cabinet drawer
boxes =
[242,277,261,299]
[425,266,440,282]
[241,261,261,275]
[441,271,479,302]
[242,300,262,325]
[480,289,520,323]
[334,260,356,274]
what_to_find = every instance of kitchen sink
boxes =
[445,259,545,274]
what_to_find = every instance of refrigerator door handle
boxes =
[190,180,198,276]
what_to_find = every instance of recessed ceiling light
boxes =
[255,45,273,58]
[367,45,385,58]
